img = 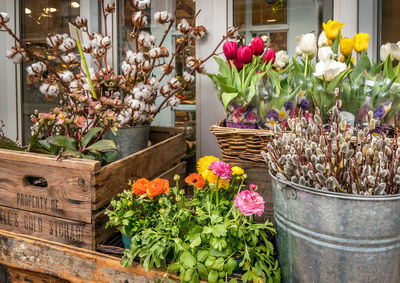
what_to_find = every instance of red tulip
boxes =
[264,48,276,64]
[237,45,253,64]
[233,58,243,71]
[223,41,238,60]
[250,36,264,56]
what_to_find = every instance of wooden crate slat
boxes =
[0,149,100,171]
[0,160,93,223]
[0,206,93,249]
[93,131,186,209]
[0,229,180,283]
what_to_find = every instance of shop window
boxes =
[20,0,80,144]
[379,0,400,55]
[234,0,332,55]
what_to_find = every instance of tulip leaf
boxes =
[231,64,242,90]
[383,56,395,80]
[213,56,233,84]
[86,139,117,152]
[351,51,371,80]
[208,74,238,93]
[327,69,351,92]
[331,32,340,54]
[81,127,103,148]
[221,92,239,112]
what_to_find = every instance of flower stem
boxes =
[304,54,309,78]
[216,177,220,211]
[395,63,400,78]
[242,64,246,87]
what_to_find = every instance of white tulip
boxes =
[318,31,328,47]
[314,60,347,82]
[273,50,289,68]
[295,46,302,56]
[318,46,334,62]
[380,43,392,61]
[296,33,317,58]
[390,43,400,61]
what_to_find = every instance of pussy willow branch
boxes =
[0,23,71,93]
[155,26,243,115]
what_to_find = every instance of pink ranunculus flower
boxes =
[209,160,232,181]
[234,190,265,216]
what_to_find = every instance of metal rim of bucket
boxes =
[269,170,400,201]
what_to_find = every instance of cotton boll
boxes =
[147,77,158,88]
[59,37,76,52]
[132,0,150,10]
[154,11,173,24]
[6,47,26,64]
[149,48,161,59]
[160,85,170,96]
[178,18,190,34]
[0,12,10,25]
[100,36,111,49]
[60,70,75,82]
[62,53,78,64]
[182,72,194,84]
[168,77,181,89]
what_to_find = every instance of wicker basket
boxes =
[210,120,276,221]
[210,120,274,165]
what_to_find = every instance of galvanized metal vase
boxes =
[104,124,150,160]
[270,172,400,283]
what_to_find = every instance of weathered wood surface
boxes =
[94,128,186,209]
[0,205,93,249]
[0,229,179,283]
[0,127,186,250]
[0,158,94,223]
[7,266,69,283]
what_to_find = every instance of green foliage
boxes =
[116,174,280,283]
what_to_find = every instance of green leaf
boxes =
[205,256,216,267]
[210,237,227,251]
[180,252,196,269]
[81,127,102,147]
[123,211,134,218]
[102,150,117,164]
[62,148,83,158]
[197,263,208,280]
[221,92,239,112]
[46,135,77,150]
[224,258,237,275]
[208,270,218,283]
[351,50,371,80]
[213,56,232,83]
[167,262,182,273]
[331,32,340,54]
[211,257,224,271]
[229,279,238,283]
[196,250,209,263]
[86,139,117,152]
[211,224,227,238]
[327,69,351,92]
[190,235,201,249]
[183,267,196,282]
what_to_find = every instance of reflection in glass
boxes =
[20,0,80,144]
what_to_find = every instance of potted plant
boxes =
[263,102,400,282]
[208,34,289,129]
[105,177,170,249]
[107,156,281,283]
[1,3,238,160]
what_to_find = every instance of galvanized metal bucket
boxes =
[270,171,400,283]
[104,124,150,160]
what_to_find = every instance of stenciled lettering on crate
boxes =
[0,206,89,248]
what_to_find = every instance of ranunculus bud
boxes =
[223,41,238,60]
[237,45,253,64]
[264,48,276,64]
[250,36,264,56]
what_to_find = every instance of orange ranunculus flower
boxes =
[185,173,205,190]
[132,178,149,196]
[147,178,170,199]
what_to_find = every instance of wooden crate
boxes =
[0,230,182,283]
[0,126,186,250]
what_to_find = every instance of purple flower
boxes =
[299,98,310,111]
[267,109,279,121]
[374,106,385,119]
[209,160,232,181]
[284,100,294,111]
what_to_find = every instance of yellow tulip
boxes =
[340,37,354,57]
[322,20,345,41]
[354,33,370,53]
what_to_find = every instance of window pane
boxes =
[380,0,400,45]
[234,0,332,56]
[20,0,80,144]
